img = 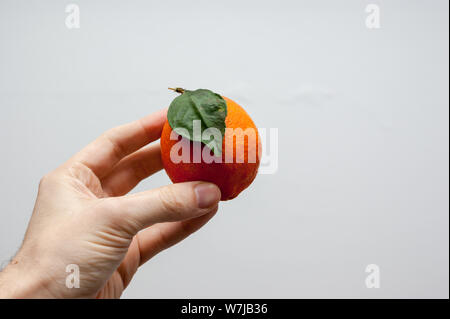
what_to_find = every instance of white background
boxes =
[0,0,448,298]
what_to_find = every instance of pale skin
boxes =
[0,109,221,298]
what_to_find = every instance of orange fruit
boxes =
[161,94,261,200]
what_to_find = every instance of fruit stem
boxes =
[168,87,185,94]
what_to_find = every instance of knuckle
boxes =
[158,186,185,219]
[131,160,153,182]
[98,198,141,235]
[153,227,170,252]
[103,129,127,160]
[38,172,56,188]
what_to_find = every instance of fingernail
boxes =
[195,183,221,208]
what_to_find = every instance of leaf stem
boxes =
[168,87,185,94]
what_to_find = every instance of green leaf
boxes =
[167,89,227,157]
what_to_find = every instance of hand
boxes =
[0,109,221,299]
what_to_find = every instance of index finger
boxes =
[69,108,167,177]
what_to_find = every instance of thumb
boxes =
[103,181,221,231]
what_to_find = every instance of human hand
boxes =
[0,109,221,299]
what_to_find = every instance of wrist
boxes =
[0,258,56,299]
